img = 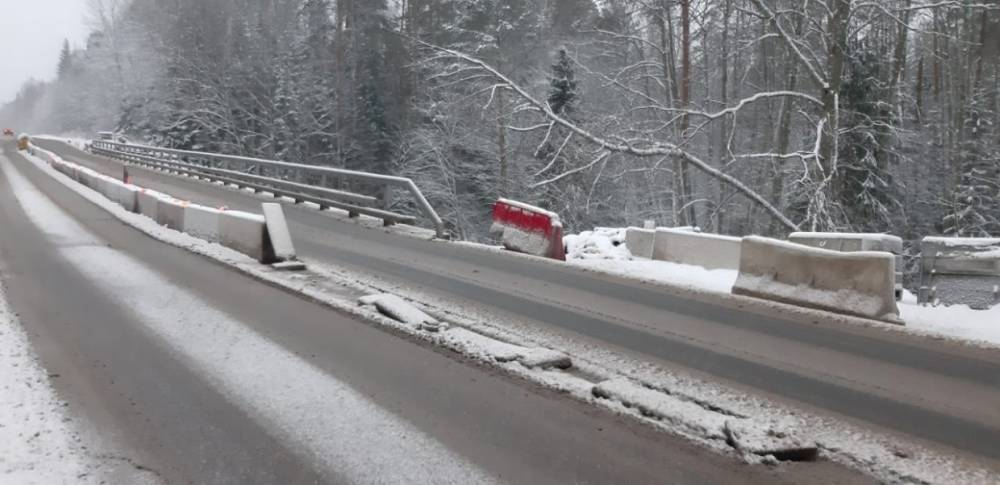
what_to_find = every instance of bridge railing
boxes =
[90,140,446,238]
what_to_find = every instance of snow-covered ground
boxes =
[564,228,1000,347]
[565,228,739,294]
[899,291,1000,346]
[0,281,93,483]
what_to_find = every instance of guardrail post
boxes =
[381,186,392,210]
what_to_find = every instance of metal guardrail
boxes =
[90,140,447,237]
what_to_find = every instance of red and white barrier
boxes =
[490,199,565,261]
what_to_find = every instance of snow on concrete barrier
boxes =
[919,237,1000,309]
[99,176,119,201]
[732,236,899,322]
[115,184,140,213]
[789,232,904,300]
[155,197,187,231]
[788,232,903,253]
[183,204,222,243]
[262,203,297,262]
[218,209,275,263]
[652,228,741,270]
[490,199,565,260]
[625,227,655,259]
[31,145,299,266]
[137,189,161,220]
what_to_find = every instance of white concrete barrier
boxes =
[98,176,118,201]
[116,184,140,213]
[262,203,296,262]
[919,237,1000,309]
[652,228,741,270]
[155,197,187,231]
[137,190,161,220]
[219,210,273,263]
[32,148,296,266]
[77,170,95,190]
[789,232,905,300]
[625,227,655,259]
[182,204,221,243]
[788,232,903,253]
[732,236,899,322]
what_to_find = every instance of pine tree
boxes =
[943,93,1000,236]
[836,47,897,232]
[548,48,577,117]
[57,40,73,78]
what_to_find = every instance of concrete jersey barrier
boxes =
[183,204,222,243]
[652,228,741,270]
[732,236,899,322]
[624,228,655,259]
[919,237,1000,309]
[789,232,904,300]
[218,210,275,263]
[788,232,903,253]
[490,199,565,261]
[155,197,187,231]
[28,141,300,267]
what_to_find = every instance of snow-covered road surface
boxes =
[0,140,871,483]
[22,138,1000,482]
[0,282,92,483]
[1,153,494,484]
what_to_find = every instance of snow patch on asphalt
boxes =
[0,282,94,484]
[6,154,497,484]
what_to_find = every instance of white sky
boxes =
[0,0,92,104]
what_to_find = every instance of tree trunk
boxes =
[769,11,804,235]
[716,0,732,233]
[820,0,850,177]
[497,88,509,198]
[916,55,924,124]
[678,0,696,227]
[877,0,912,168]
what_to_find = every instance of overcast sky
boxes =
[0,0,92,104]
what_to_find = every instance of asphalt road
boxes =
[0,142,876,483]
[22,139,1000,467]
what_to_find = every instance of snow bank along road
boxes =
[0,143,873,483]
[24,141,1000,467]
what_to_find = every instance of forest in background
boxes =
[1,0,998,247]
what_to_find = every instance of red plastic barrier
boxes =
[491,199,565,261]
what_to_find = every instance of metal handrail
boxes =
[91,140,446,237]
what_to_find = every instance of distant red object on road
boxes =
[2,128,13,136]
